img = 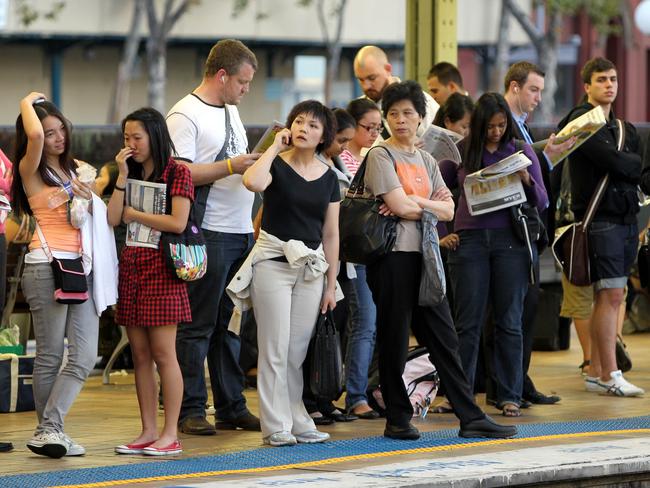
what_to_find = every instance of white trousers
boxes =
[251,259,323,437]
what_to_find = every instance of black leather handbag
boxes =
[308,311,343,399]
[339,146,399,265]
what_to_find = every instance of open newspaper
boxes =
[125,179,166,248]
[530,105,606,166]
[420,125,463,163]
[463,151,532,216]
[252,120,285,154]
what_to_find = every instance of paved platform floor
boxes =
[2,330,650,487]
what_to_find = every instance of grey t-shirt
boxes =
[364,143,446,252]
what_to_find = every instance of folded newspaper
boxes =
[531,105,606,166]
[420,125,463,163]
[463,151,532,216]
[125,179,166,248]
[252,120,285,154]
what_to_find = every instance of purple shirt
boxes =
[440,140,548,232]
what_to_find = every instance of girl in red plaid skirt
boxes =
[107,108,193,456]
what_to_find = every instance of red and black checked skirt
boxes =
[117,246,192,327]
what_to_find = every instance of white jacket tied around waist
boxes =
[226,230,344,334]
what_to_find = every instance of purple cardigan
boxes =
[439,140,548,232]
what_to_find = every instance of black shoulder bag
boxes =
[339,146,399,265]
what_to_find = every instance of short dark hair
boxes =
[12,101,76,216]
[122,107,176,182]
[381,80,427,119]
[581,57,616,84]
[332,108,356,132]
[504,61,545,93]
[433,92,474,127]
[204,39,258,78]
[427,62,464,88]
[346,98,381,123]
[463,92,515,173]
[285,100,336,153]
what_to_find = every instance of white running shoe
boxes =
[597,370,645,397]
[263,431,297,447]
[27,431,68,458]
[63,435,86,456]
[295,430,330,444]
[585,376,607,393]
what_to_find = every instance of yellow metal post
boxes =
[405,0,458,89]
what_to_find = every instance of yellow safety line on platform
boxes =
[54,428,650,488]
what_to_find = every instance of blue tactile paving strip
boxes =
[2,415,650,488]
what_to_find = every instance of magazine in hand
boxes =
[252,120,285,154]
[531,105,606,166]
[463,151,532,216]
[420,125,463,164]
[125,179,166,248]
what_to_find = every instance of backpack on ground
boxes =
[367,346,440,418]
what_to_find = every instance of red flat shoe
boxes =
[142,440,182,456]
[115,440,155,455]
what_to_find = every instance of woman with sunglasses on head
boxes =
[109,107,193,456]
[13,92,98,458]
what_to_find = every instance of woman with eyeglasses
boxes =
[339,98,382,176]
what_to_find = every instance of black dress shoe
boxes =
[312,415,335,426]
[354,409,381,419]
[215,411,261,431]
[524,391,561,405]
[384,422,420,440]
[325,409,358,422]
[459,416,517,439]
[520,399,532,409]
[0,442,13,452]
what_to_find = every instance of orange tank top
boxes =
[28,186,81,253]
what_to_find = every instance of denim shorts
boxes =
[589,221,638,291]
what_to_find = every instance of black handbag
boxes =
[308,311,343,399]
[339,146,399,265]
[36,224,89,304]
[160,163,208,281]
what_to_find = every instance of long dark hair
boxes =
[121,107,176,181]
[433,93,474,128]
[462,92,515,173]
[12,101,76,215]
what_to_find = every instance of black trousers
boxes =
[367,252,485,428]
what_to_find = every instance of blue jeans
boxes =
[22,264,98,434]
[448,228,528,406]
[344,265,377,410]
[176,230,254,422]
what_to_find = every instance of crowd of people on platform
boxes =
[1,38,649,457]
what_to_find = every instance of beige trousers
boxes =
[251,259,323,437]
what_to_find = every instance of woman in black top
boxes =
[243,100,340,447]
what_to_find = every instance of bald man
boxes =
[353,45,438,139]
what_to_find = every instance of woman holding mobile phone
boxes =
[232,100,340,447]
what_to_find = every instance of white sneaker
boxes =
[63,435,86,456]
[585,376,607,393]
[263,431,297,447]
[597,370,645,397]
[295,430,330,444]
[26,431,68,458]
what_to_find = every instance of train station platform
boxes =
[2,332,650,488]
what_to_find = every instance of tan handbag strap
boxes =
[582,119,625,229]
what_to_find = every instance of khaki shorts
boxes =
[560,274,593,320]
